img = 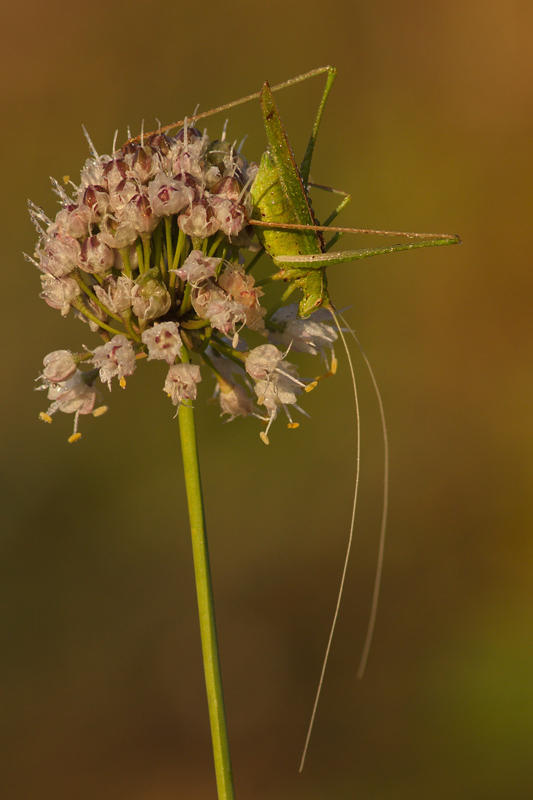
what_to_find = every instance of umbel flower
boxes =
[29,122,338,443]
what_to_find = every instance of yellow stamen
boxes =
[92,406,108,418]
[119,377,127,388]
[68,432,82,444]
[259,431,270,445]
[308,356,339,388]
[39,412,53,424]
[287,422,299,429]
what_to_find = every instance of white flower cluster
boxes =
[29,121,338,442]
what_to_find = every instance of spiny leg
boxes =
[306,182,353,250]
[299,66,337,185]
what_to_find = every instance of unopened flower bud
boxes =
[148,173,193,216]
[102,157,128,193]
[82,184,110,222]
[192,282,244,336]
[40,274,81,315]
[174,126,203,144]
[42,350,77,383]
[210,176,242,201]
[41,234,82,277]
[54,203,91,239]
[132,269,171,321]
[205,140,236,177]
[108,178,139,213]
[80,235,115,275]
[124,193,158,236]
[99,214,139,249]
[218,264,266,332]
[178,198,219,239]
[132,145,158,183]
[145,132,174,156]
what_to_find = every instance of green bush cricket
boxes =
[249,67,459,318]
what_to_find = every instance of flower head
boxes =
[30,115,338,441]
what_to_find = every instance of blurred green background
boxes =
[2,0,532,798]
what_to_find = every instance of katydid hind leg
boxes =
[306,182,353,250]
[299,66,337,186]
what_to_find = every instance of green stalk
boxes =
[178,399,235,800]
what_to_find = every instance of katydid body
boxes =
[246,68,459,769]
[249,72,459,317]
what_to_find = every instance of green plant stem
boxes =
[178,400,235,800]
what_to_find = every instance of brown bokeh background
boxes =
[2,1,533,798]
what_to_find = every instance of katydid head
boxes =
[298,268,331,317]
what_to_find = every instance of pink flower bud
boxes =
[147,174,194,216]
[132,272,171,321]
[209,196,248,237]
[82,184,110,223]
[42,350,77,383]
[54,203,91,239]
[108,178,139,213]
[144,132,174,156]
[120,193,158,236]
[80,235,115,275]
[40,274,81,315]
[102,157,128,193]
[99,215,139,249]
[131,145,159,183]
[192,282,245,336]
[178,199,220,239]
[40,233,82,277]
[218,264,266,333]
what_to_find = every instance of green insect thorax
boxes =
[250,150,330,318]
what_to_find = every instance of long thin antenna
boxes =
[299,308,361,772]
[336,310,389,679]
[127,67,335,145]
